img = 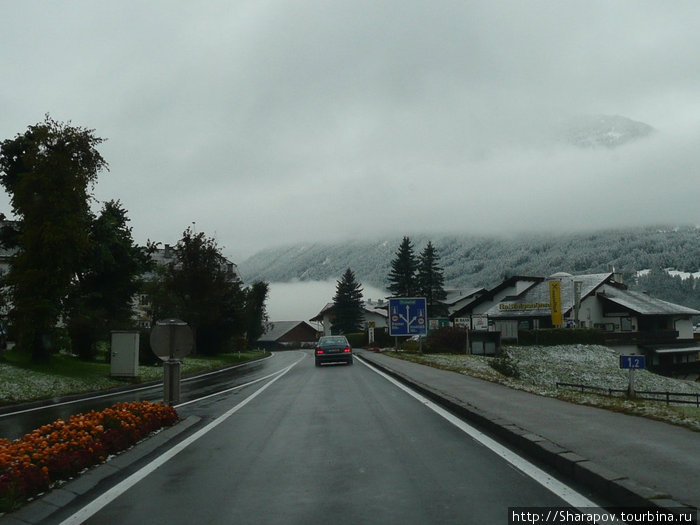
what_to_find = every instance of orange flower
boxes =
[0,401,178,513]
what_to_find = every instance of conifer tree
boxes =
[331,268,364,334]
[387,236,418,297]
[417,241,447,315]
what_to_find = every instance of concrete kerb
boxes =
[0,415,201,525]
[358,353,692,513]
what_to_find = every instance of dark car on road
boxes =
[314,335,353,366]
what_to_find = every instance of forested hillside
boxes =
[238,226,700,312]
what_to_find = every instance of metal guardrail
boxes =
[555,382,700,407]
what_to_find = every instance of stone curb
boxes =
[0,415,201,525]
[359,353,695,514]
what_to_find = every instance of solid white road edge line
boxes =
[357,356,624,523]
[58,356,304,525]
[173,368,288,408]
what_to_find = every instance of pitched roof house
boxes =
[454,271,700,372]
[257,321,320,349]
[310,299,389,336]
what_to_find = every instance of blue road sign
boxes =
[619,355,645,370]
[388,297,427,336]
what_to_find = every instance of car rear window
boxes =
[319,337,348,345]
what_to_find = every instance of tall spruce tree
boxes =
[331,268,364,335]
[387,236,418,297]
[417,241,447,315]
[244,281,270,345]
[66,200,150,360]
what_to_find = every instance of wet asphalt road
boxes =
[43,350,586,525]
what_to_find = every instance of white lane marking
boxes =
[174,369,288,408]
[59,356,303,525]
[357,356,624,522]
[0,353,273,418]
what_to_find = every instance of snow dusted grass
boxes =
[0,350,267,406]
[394,345,700,432]
[506,345,700,393]
[0,363,121,405]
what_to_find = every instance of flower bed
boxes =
[0,401,178,512]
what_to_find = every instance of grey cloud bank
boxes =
[1,1,698,262]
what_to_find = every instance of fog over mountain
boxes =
[3,2,699,261]
[560,115,655,149]
[239,226,700,291]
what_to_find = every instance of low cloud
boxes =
[1,2,698,261]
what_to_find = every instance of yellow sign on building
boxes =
[549,280,563,326]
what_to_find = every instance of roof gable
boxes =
[258,321,316,342]
[310,300,389,321]
[487,273,614,317]
[599,288,700,316]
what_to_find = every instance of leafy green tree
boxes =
[166,227,245,354]
[387,236,418,297]
[331,268,364,334]
[0,214,17,317]
[417,241,447,315]
[66,200,151,360]
[243,281,270,345]
[0,117,107,361]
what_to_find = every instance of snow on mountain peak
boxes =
[562,114,655,149]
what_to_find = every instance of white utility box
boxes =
[110,331,140,378]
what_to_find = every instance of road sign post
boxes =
[620,355,645,398]
[150,319,194,405]
[388,298,427,351]
[388,297,428,337]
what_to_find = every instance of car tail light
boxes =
[315,349,324,355]
[343,346,351,353]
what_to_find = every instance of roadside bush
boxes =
[345,332,366,348]
[400,339,422,353]
[339,329,394,349]
[369,328,393,348]
[425,327,467,354]
[489,350,520,379]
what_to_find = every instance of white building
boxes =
[451,272,700,372]
[310,299,389,337]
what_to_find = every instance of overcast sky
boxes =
[2,1,699,264]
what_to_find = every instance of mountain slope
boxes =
[561,114,655,149]
[239,226,700,294]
